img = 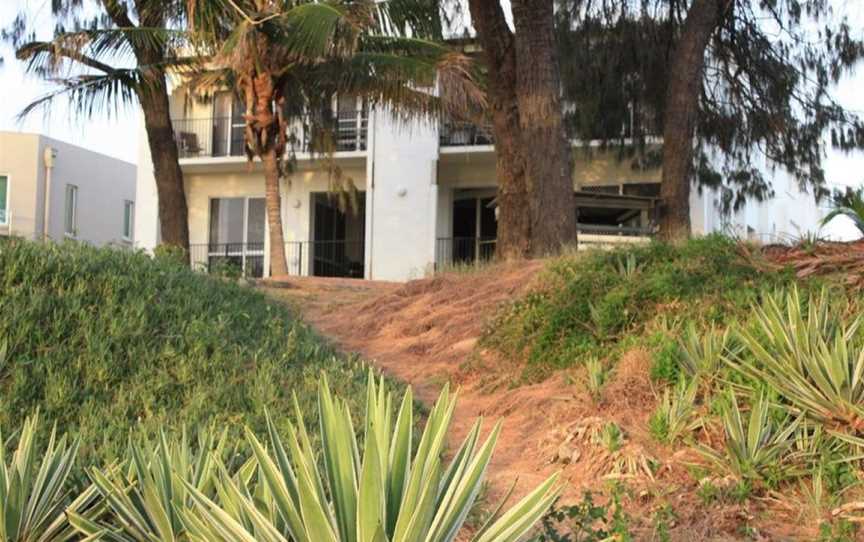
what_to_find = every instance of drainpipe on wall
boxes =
[42,146,58,241]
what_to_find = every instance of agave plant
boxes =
[821,186,864,236]
[649,378,701,444]
[180,372,561,542]
[0,413,99,541]
[678,321,733,383]
[728,287,864,433]
[68,429,235,541]
[697,390,800,481]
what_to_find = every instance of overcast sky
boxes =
[1,0,864,184]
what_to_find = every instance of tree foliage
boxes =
[556,0,864,213]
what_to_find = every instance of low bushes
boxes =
[483,235,797,376]
[0,239,375,461]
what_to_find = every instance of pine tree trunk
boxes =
[467,0,531,261]
[262,147,289,277]
[138,73,190,251]
[511,0,576,257]
[660,0,731,240]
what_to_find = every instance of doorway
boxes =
[311,192,366,278]
[450,195,497,264]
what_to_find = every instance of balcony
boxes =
[172,111,368,159]
[439,120,494,147]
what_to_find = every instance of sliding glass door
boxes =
[208,197,265,277]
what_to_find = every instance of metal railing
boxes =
[435,224,655,267]
[190,240,365,279]
[296,240,365,278]
[439,120,494,147]
[190,242,266,278]
[576,223,655,237]
[435,237,497,267]
[172,111,368,159]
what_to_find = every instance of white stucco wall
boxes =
[0,132,136,246]
[40,136,137,246]
[367,110,440,281]
[134,116,161,251]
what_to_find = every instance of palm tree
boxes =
[8,0,192,251]
[186,0,480,276]
[822,186,864,237]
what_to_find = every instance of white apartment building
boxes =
[0,132,137,246]
[134,88,842,282]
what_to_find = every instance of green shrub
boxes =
[483,235,797,376]
[0,239,376,461]
[532,490,632,542]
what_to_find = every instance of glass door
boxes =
[208,197,266,277]
[230,96,246,156]
[212,92,232,156]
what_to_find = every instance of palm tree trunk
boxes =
[138,75,190,251]
[262,147,289,277]
[468,0,531,261]
[512,0,576,256]
[660,0,731,240]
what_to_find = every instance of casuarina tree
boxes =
[556,0,864,239]
[466,0,577,260]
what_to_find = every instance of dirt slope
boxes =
[263,266,804,540]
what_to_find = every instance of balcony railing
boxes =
[435,224,654,268]
[190,239,365,279]
[173,111,368,159]
[439,120,494,147]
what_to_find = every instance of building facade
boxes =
[134,89,837,282]
[0,132,137,246]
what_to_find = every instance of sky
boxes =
[0,0,139,164]
[0,0,863,179]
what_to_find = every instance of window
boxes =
[122,200,134,241]
[64,184,78,237]
[0,176,8,225]
[208,197,266,277]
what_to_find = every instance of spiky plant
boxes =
[728,286,864,434]
[678,321,732,384]
[68,429,235,541]
[697,390,800,482]
[821,186,864,236]
[584,357,607,400]
[0,413,99,541]
[179,372,561,542]
[649,378,701,444]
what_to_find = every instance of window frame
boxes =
[64,184,78,238]
[122,199,134,242]
[0,174,9,226]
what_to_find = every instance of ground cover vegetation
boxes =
[0,239,560,541]
[484,235,864,536]
[0,238,376,462]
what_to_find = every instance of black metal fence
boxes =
[439,120,494,147]
[435,237,497,267]
[172,111,368,159]
[189,243,266,278]
[190,240,365,279]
